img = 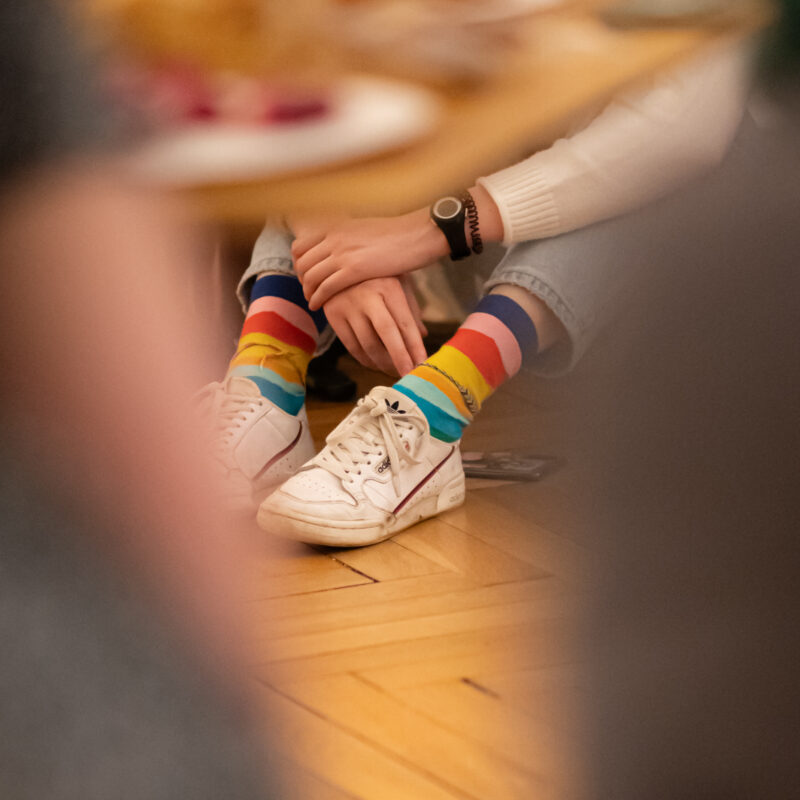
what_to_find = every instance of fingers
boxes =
[388,297,427,370]
[308,269,362,310]
[327,313,380,372]
[320,278,424,375]
[367,301,416,376]
[293,241,330,280]
[288,214,345,260]
[299,256,339,301]
[400,276,428,337]
[292,242,361,307]
[347,312,398,375]
[289,229,325,261]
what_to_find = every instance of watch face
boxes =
[434,196,462,220]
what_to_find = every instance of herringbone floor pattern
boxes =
[249,358,588,800]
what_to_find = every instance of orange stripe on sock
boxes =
[241,311,316,353]
[229,348,309,384]
[410,364,472,418]
[447,328,507,388]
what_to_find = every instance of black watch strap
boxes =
[430,195,471,261]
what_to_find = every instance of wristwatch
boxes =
[430,195,471,261]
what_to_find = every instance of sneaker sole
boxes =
[257,472,466,548]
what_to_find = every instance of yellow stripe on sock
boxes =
[229,337,312,382]
[427,345,493,407]
[230,351,309,385]
[235,331,311,361]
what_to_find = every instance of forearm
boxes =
[479,43,752,245]
[292,188,504,308]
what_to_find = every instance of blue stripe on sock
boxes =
[249,274,327,333]
[246,375,306,416]
[475,294,538,353]
[229,365,305,398]
[394,385,463,442]
[395,374,470,426]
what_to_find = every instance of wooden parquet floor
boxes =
[249,358,589,800]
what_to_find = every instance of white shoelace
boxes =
[315,394,425,495]
[193,380,265,462]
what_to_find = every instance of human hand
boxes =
[290,210,446,310]
[323,275,428,376]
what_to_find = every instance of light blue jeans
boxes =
[236,218,631,376]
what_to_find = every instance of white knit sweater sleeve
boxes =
[477,45,751,246]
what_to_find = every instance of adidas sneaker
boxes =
[257,386,465,546]
[196,376,315,512]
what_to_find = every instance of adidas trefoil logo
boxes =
[384,399,406,415]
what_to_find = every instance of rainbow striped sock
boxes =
[394,294,538,441]
[227,273,327,415]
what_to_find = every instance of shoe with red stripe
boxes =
[197,376,315,512]
[257,386,465,547]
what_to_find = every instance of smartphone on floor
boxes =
[461,452,560,481]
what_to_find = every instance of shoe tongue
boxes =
[369,386,419,420]
[226,376,261,397]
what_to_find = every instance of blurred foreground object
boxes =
[76,0,772,225]
[326,0,565,84]
[126,74,439,184]
[77,0,443,187]
[190,20,768,225]
[82,0,563,84]
[108,63,332,128]
[576,52,800,799]
[601,0,773,28]
[1,1,274,796]
[81,0,331,74]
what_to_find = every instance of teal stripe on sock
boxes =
[394,385,463,442]
[397,374,470,427]
[247,375,305,415]
[229,364,305,398]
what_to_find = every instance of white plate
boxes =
[128,76,441,186]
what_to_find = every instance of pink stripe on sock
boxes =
[461,312,522,376]
[246,296,319,343]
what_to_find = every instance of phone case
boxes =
[460,451,559,481]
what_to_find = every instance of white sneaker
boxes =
[196,376,315,512]
[257,386,466,547]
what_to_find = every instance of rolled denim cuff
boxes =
[483,267,585,378]
[236,226,295,312]
[237,225,335,357]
